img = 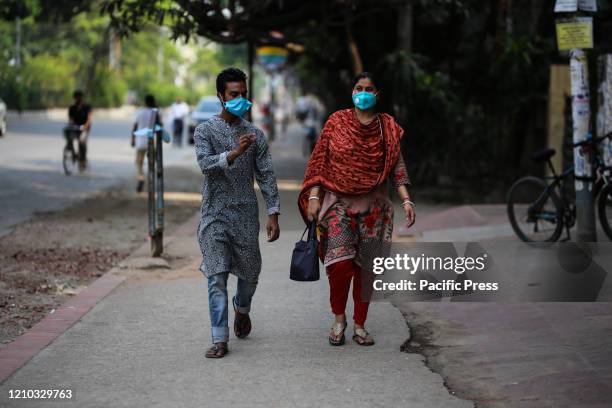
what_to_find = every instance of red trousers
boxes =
[327,259,371,326]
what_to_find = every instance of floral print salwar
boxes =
[317,154,411,268]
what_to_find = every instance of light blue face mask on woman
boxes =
[223,97,252,117]
[352,91,377,110]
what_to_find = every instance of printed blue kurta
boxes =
[194,115,280,283]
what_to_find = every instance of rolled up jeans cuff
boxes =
[211,326,229,343]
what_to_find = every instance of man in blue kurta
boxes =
[194,68,280,358]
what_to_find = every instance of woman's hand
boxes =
[404,202,415,228]
[307,198,321,222]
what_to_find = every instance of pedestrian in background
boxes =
[298,72,416,347]
[131,94,161,193]
[195,68,280,359]
[169,96,190,147]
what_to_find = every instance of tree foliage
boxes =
[3,0,612,197]
[95,0,610,196]
[0,1,243,108]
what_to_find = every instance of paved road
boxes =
[0,117,193,235]
[0,117,309,236]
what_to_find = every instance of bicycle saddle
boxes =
[532,148,556,162]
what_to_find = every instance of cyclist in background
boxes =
[68,90,93,171]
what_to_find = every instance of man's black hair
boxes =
[73,90,84,99]
[216,67,247,95]
[352,72,379,89]
[144,94,157,108]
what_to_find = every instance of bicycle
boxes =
[62,124,84,175]
[507,132,612,242]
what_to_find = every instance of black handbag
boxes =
[290,221,320,281]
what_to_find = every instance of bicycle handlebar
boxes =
[572,132,612,148]
[64,124,85,131]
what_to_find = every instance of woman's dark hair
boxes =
[73,90,84,99]
[144,94,157,108]
[352,72,378,89]
[216,67,248,94]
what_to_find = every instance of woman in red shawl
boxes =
[299,72,415,346]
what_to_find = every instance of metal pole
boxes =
[269,74,276,141]
[147,109,158,253]
[598,54,612,169]
[570,49,597,241]
[247,40,254,122]
[155,122,164,250]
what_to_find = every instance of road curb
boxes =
[0,273,125,383]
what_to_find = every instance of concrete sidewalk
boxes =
[0,211,472,408]
[395,204,612,408]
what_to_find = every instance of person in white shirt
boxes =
[131,94,161,192]
[169,96,190,147]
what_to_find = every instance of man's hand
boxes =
[307,199,321,222]
[266,214,280,242]
[130,137,135,147]
[237,133,256,154]
[228,133,256,164]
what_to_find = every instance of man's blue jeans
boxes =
[207,272,257,343]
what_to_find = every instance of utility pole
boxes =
[554,0,597,241]
[570,49,597,241]
[109,29,121,71]
[157,29,164,81]
[598,55,612,168]
[15,17,22,68]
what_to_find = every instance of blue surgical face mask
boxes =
[223,96,252,117]
[352,91,377,111]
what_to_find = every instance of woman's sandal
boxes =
[329,321,347,346]
[205,342,228,358]
[353,328,375,346]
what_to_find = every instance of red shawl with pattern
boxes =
[298,108,404,224]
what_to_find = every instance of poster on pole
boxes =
[570,50,592,191]
[256,46,288,72]
[597,55,612,168]
[555,17,593,50]
[554,0,597,12]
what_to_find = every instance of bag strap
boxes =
[308,220,317,241]
[301,220,318,241]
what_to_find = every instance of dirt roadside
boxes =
[0,166,203,347]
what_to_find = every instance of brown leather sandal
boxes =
[234,310,252,339]
[205,342,228,358]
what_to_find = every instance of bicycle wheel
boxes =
[507,176,564,242]
[62,143,77,175]
[598,183,612,241]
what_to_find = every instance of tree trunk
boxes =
[397,0,413,55]
[346,26,363,75]
[529,0,546,36]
